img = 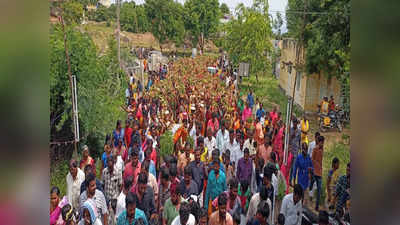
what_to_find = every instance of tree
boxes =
[60,1,84,25]
[286,0,350,78]
[184,0,221,52]
[272,12,284,39]
[223,3,273,81]
[220,3,230,15]
[50,24,125,159]
[145,0,185,50]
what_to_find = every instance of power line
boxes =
[270,10,350,16]
[227,6,350,16]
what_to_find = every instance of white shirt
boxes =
[204,136,217,158]
[147,172,159,197]
[243,138,256,156]
[272,173,278,197]
[78,218,102,225]
[246,193,272,223]
[189,124,196,143]
[171,214,196,225]
[308,140,316,157]
[225,76,231,87]
[125,88,130,98]
[130,76,134,85]
[216,129,229,154]
[224,139,241,165]
[116,191,126,218]
[280,193,303,225]
[260,116,265,126]
[66,168,85,210]
[115,155,125,175]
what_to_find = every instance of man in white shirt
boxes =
[170,202,196,225]
[243,130,256,158]
[246,185,272,224]
[66,159,85,211]
[116,176,133,218]
[224,129,241,166]
[216,121,229,155]
[204,128,217,159]
[280,184,303,225]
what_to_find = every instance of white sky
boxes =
[112,0,288,31]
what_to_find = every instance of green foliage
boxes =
[239,75,303,118]
[90,4,115,23]
[145,0,185,47]
[50,160,69,196]
[183,0,221,48]
[61,1,84,25]
[320,142,350,202]
[220,3,230,15]
[272,12,284,39]
[120,2,150,33]
[277,174,287,201]
[223,2,273,76]
[50,24,125,159]
[159,131,174,158]
[286,0,350,79]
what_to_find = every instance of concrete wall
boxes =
[279,39,306,108]
[304,73,341,112]
[279,38,341,112]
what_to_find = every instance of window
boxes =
[296,71,301,91]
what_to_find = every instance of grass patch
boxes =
[319,142,350,204]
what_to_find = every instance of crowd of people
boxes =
[51,56,351,225]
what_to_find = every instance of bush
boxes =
[159,131,174,158]
[50,160,70,196]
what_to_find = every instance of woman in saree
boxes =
[50,186,68,225]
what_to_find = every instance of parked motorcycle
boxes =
[319,110,343,133]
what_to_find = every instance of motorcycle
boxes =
[319,110,343,133]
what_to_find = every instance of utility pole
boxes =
[291,0,307,112]
[284,0,307,165]
[59,11,78,159]
[116,0,121,69]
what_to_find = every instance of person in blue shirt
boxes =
[205,157,227,210]
[144,147,157,178]
[293,142,313,206]
[208,149,225,173]
[256,103,265,121]
[247,90,255,109]
[117,191,148,225]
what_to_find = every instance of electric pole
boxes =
[284,0,307,165]
[59,9,78,159]
[117,0,121,69]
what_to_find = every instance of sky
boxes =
[112,0,288,31]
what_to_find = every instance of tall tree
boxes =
[286,0,350,78]
[145,0,185,50]
[220,3,230,15]
[272,12,284,40]
[223,3,273,81]
[50,24,125,158]
[184,0,221,52]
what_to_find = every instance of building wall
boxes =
[279,39,306,108]
[279,38,341,112]
[304,73,341,112]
